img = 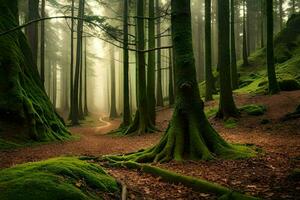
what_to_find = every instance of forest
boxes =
[0,0,299,199]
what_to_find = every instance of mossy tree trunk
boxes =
[230,0,238,90]
[205,0,214,102]
[243,0,249,66]
[26,0,39,66]
[147,0,156,125]
[108,0,254,162]
[0,0,70,141]
[109,45,118,119]
[266,0,280,95]
[217,0,239,119]
[156,0,164,107]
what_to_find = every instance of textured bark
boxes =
[156,0,164,107]
[260,0,265,48]
[266,0,280,94]
[147,0,156,124]
[168,35,174,106]
[217,0,239,119]
[69,0,75,120]
[279,0,284,30]
[205,0,214,101]
[230,0,238,90]
[0,0,70,141]
[84,37,89,116]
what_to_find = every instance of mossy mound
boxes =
[0,157,120,200]
[239,104,267,116]
[237,14,300,94]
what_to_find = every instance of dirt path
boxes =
[0,91,300,199]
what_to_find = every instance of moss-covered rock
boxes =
[224,118,237,129]
[239,104,267,116]
[0,157,120,200]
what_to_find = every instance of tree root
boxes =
[102,160,260,200]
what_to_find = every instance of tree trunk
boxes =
[261,0,265,48]
[69,0,75,120]
[0,0,70,141]
[156,0,164,107]
[26,0,39,66]
[243,0,249,66]
[205,0,214,101]
[147,0,156,125]
[84,37,88,116]
[120,0,131,127]
[266,0,280,94]
[71,0,85,125]
[121,0,157,135]
[40,0,45,86]
[279,0,284,30]
[230,0,238,89]
[217,0,238,119]
[168,31,174,106]
[109,46,118,119]
[52,62,57,108]
[108,0,255,162]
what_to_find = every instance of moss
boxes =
[224,118,237,129]
[0,138,20,150]
[205,108,218,118]
[0,157,120,200]
[0,3,70,142]
[239,104,267,116]
[237,14,300,95]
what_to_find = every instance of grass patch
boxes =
[239,104,267,116]
[0,157,120,200]
[224,118,237,129]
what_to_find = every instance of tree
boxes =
[109,45,118,119]
[121,0,157,135]
[108,0,254,162]
[69,0,75,120]
[71,0,85,125]
[156,0,164,107]
[205,0,214,101]
[26,0,39,66]
[230,0,238,89]
[119,0,131,128]
[266,0,280,94]
[168,29,175,106]
[217,0,239,119]
[279,0,284,30]
[260,0,265,48]
[40,0,45,85]
[242,0,249,66]
[84,37,89,116]
[0,0,70,141]
[147,0,156,124]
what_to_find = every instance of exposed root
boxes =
[102,160,260,200]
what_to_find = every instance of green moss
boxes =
[278,79,300,91]
[0,157,120,200]
[0,3,70,142]
[205,108,218,118]
[224,118,237,129]
[239,104,267,116]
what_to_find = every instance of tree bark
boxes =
[205,0,214,101]
[40,0,45,85]
[243,0,249,66]
[266,0,280,94]
[230,0,238,90]
[156,0,164,107]
[109,45,118,119]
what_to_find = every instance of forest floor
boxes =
[0,91,300,199]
